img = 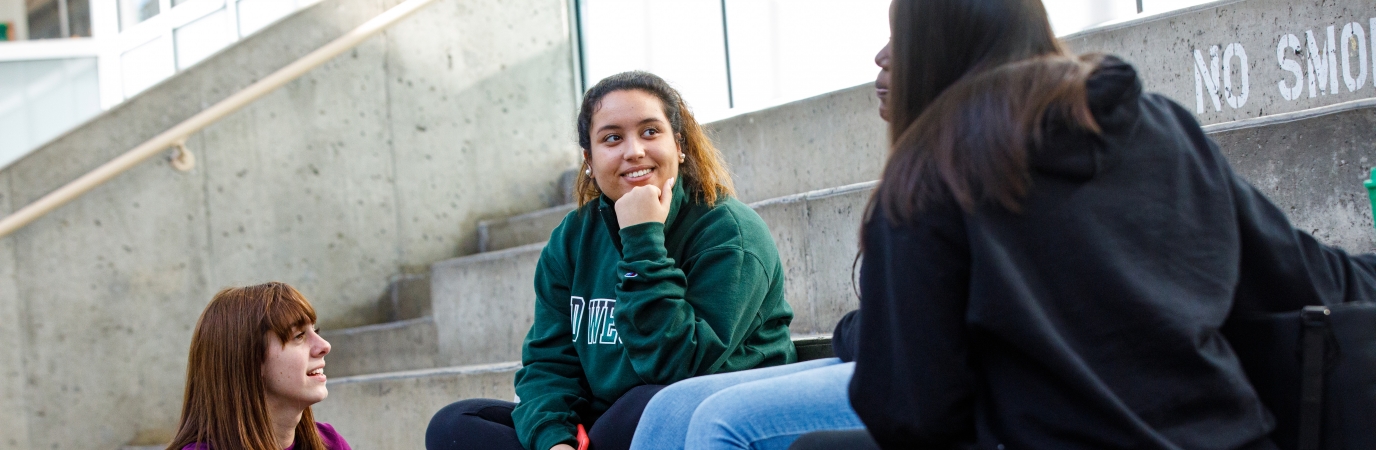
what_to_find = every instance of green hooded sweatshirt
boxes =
[511,180,795,450]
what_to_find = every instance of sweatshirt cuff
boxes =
[530,421,577,450]
[619,222,669,262]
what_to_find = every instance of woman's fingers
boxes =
[660,177,676,208]
[615,182,672,228]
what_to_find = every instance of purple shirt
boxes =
[181,422,351,450]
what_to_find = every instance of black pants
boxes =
[789,429,881,450]
[426,385,665,450]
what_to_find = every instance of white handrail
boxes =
[0,0,443,239]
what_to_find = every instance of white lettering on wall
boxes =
[1278,34,1305,100]
[1194,43,1249,112]
[1224,43,1250,108]
[1195,45,1223,112]
[1340,22,1368,92]
[1305,26,1339,97]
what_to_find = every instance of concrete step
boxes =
[432,242,544,367]
[315,334,835,449]
[477,203,575,252]
[321,316,439,378]
[314,362,522,450]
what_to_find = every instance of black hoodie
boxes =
[848,57,1376,449]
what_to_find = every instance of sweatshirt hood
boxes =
[1029,55,1141,181]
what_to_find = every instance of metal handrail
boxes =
[0,0,443,239]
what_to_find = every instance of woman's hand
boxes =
[615,177,676,228]
[550,445,576,450]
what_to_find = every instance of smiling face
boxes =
[586,89,681,202]
[875,40,893,121]
[261,324,331,412]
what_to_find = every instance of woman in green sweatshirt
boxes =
[425,71,796,450]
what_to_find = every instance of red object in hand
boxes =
[576,424,590,450]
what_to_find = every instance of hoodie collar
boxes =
[596,178,688,252]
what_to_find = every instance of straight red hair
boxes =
[166,282,326,450]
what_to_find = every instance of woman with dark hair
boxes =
[425,71,795,450]
[824,0,1376,449]
[167,282,350,450]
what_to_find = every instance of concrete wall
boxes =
[1064,0,1376,126]
[1211,106,1376,253]
[0,172,30,450]
[710,84,887,203]
[0,0,577,447]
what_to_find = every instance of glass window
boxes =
[580,0,732,118]
[175,8,234,69]
[121,36,175,97]
[237,0,296,36]
[68,0,91,37]
[0,58,101,168]
[723,0,889,111]
[118,0,160,31]
[26,0,61,39]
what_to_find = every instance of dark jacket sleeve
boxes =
[512,243,585,450]
[849,201,976,448]
[1227,164,1376,311]
[613,221,779,383]
[831,310,860,363]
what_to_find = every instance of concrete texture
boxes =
[750,183,873,335]
[1209,103,1376,253]
[0,173,30,450]
[320,316,439,378]
[432,243,542,366]
[710,84,887,203]
[314,362,521,449]
[0,0,577,447]
[478,204,574,252]
[1064,0,1376,126]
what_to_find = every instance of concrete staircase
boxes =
[313,1,1376,447]
[2,0,1370,448]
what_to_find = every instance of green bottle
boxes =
[1366,167,1376,232]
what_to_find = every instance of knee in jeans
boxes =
[688,390,752,430]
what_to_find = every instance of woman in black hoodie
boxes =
[828,0,1376,449]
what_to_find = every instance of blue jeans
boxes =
[629,358,863,450]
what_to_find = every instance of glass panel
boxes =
[121,36,175,97]
[0,57,101,169]
[1042,0,1137,35]
[0,61,31,167]
[26,0,61,39]
[29,58,100,147]
[1139,0,1215,15]
[580,0,731,117]
[118,0,160,31]
[175,8,233,69]
[723,0,889,111]
[237,0,295,36]
[68,0,91,37]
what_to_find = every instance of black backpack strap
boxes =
[1298,306,1330,450]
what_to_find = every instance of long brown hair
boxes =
[166,282,327,450]
[574,71,735,207]
[877,0,1101,219]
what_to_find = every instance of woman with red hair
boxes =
[166,282,350,450]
